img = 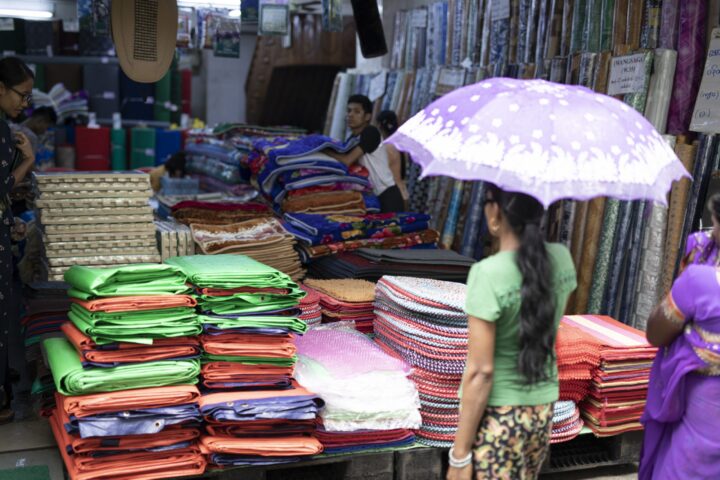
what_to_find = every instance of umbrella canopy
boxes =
[385,78,690,207]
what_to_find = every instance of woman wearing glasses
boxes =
[0,57,35,424]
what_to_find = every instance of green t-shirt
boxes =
[464,243,577,406]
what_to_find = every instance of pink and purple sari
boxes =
[682,230,719,267]
[639,264,720,479]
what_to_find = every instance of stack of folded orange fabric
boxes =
[59,294,196,367]
[49,386,206,480]
[199,383,324,467]
[562,315,657,437]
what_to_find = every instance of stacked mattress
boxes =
[33,172,160,281]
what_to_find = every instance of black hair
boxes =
[31,106,57,125]
[709,193,720,221]
[377,110,398,136]
[486,184,554,385]
[0,57,34,88]
[165,151,187,176]
[347,94,373,115]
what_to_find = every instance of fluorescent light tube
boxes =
[0,8,53,19]
[177,0,241,8]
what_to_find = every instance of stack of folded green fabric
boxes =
[166,255,308,393]
[44,263,202,395]
[64,264,200,345]
[166,255,305,315]
[165,255,321,468]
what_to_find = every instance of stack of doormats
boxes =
[165,254,322,466]
[307,248,474,283]
[33,172,159,281]
[562,315,657,436]
[295,328,420,454]
[555,318,602,403]
[171,200,272,226]
[298,285,322,327]
[373,276,468,447]
[21,282,72,347]
[155,220,195,261]
[302,279,376,334]
[21,281,73,416]
[44,263,206,479]
[551,401,584,444]
[190,218,304,281]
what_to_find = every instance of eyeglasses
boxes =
[8,86,32,105]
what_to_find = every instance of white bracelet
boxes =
[448,447,473,468]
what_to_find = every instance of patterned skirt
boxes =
[473,403,554,480]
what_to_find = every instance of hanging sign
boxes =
[691,28,720,133]
[607,53,649,96]
[259,0,290,36]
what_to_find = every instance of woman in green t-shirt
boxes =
[447,184,577,480]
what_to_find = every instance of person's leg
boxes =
[379,185,406,213]
[0,222,13,424]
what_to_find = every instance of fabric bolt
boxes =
[64,264,189,299]
[569,0,586,53]
[70,405,198,438]
[201,436,323,458]
[460,181,485,258]
[644,49,678,133]
[44,338,200,396]
[440,180,465,249]
[166,254,298,290]
[602,201,634,317]
[659,0,680,49]
[623,50,654,114]
[678,135,718,271]
[200,334,297,359]
[62,322,201,367]
[631,202,669,331]
[68,304,201,345]
[588,199,620,314]
[640,0,662,49]
[663,140,698,292]
[50,412,206,480]
[618,202,647,323]
[70,295,197,313]
[57,386,201,419]
[666,0,707,135]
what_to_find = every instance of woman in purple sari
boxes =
[640,264,720,479]
[681,193,720,268]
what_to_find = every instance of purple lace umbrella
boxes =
[385,78,690,207]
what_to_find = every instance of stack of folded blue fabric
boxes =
[247,134,380,214]
[185,139,250,195]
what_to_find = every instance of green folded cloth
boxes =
[200,315,308,334]
[70,304,201,345]
[166,255,298,289]
[203,354,297,366]
[65,264,190,299]
[44,338,200,396]
[199,297,301,315]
